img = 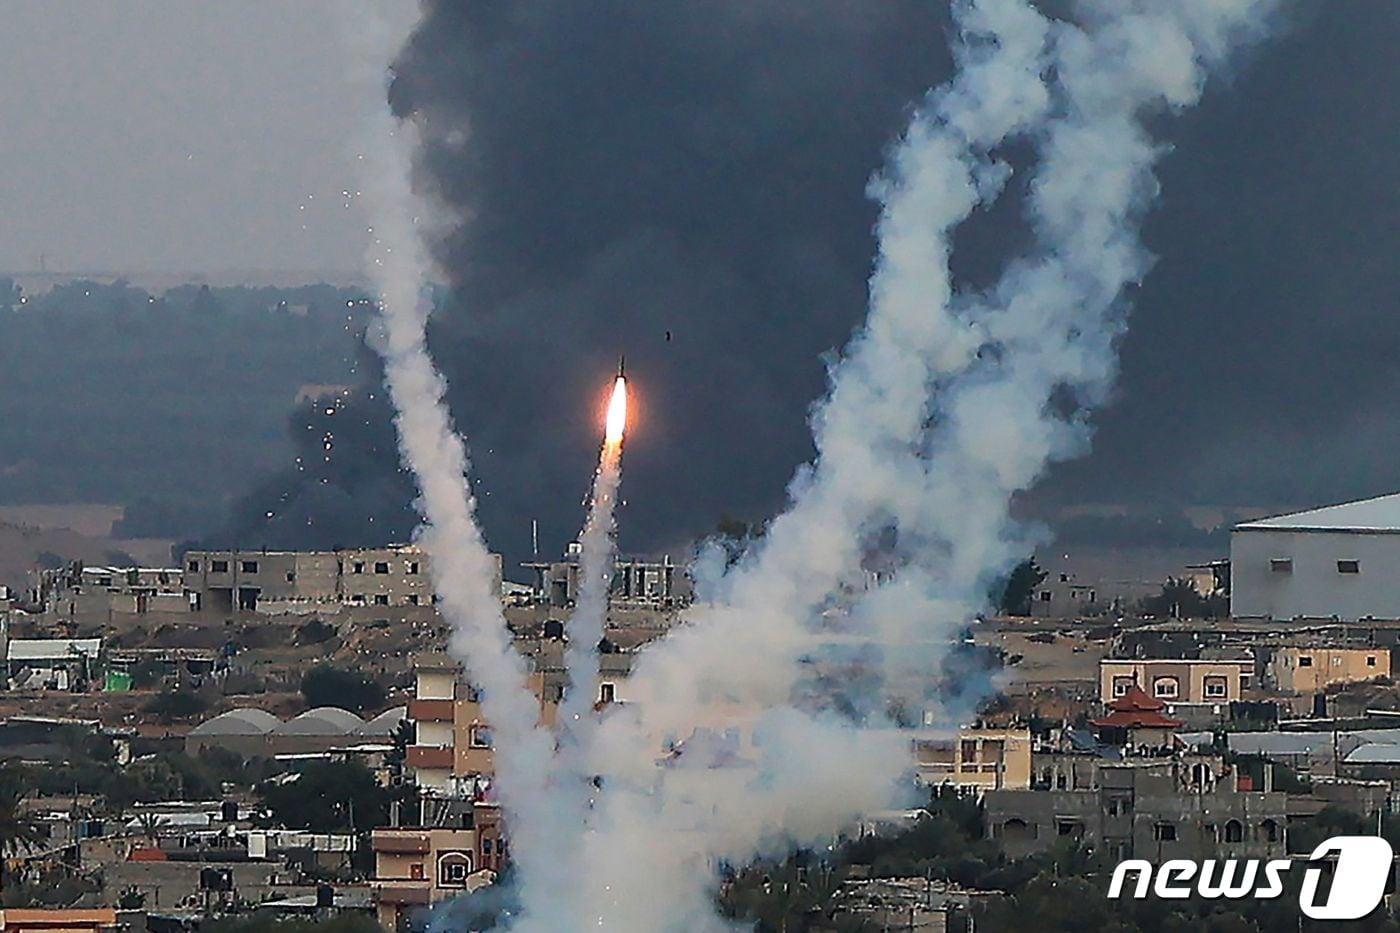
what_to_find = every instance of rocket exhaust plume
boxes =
[560,371,628,749]
[355,0,1280,929]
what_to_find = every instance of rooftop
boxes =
[1236,492,1400,533]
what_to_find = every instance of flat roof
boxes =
[1236,493,1400,533]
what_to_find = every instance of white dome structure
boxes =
[188,708,281,736]
[357,706,408,737]
[272,707,367,735]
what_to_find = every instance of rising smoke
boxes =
[359,0,1277,930]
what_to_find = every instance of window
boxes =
[407,594,420,606]
[960,740,978,769]
[1270,558,1293,573]
[286,571,296,583]
[599,682,616,704]
[353,561,365,574]
[470,725,493,748]
[374,561,389,574]
[482,838,493,854]
[407,561,420,575]
[1112,676,1134,697]
[212,560,230,573]
[1261,819,1279,842]
[374,594,389,606]
[437,852,472,887]
[1368,656,1378,667]
[187,560,200,572]
[1338,560,1360,574]
[1204,676,1228,699]
[1298,656,1314,667]
[1224,819,1244,843]
[1039,590,1052,602]
[241,560,259,574]
[1153,676,1180,699]
[1153,822,1178,842]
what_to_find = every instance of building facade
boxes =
[1266,646,1390,695]
[1099,659,1252,708]
[1232,493,1400,620]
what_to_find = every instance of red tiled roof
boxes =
[1108,685,1167,712]
[1090,709,1184,729]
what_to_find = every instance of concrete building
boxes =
[182,545,500,613]
[1100,658,1251,708]
[1266,645,1389,695]
[985,758,1288,864]
[1232,493,1400,621]
[912,726,1032,791]
[370,810,504,932]
[404,657,556,795]
[524,546,692,610]
[36,564,188,619]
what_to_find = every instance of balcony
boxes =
[408,698,455,723]
[372,880,432,905]
[407,745,454,770]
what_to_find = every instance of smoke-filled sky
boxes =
[26,1,1391,568]
[0,1,387,275]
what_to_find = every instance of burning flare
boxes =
[605,375,628,444]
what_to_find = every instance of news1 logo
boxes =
[1107,836,1394,920]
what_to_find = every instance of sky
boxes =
[0,1,406,276]
[2,2,1396,569]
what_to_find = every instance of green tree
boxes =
[143,689,210,723]
[0,770,46,894]
[300,665,385,714]
[260,761,388,833]
[997,558,1047,616]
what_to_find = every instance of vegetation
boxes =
[0,766,46,894]
[259,761,389,834]
[995,557,1048,616]
[143,688,211,723]
[1139,577,1227,620]
[300,665,386,714]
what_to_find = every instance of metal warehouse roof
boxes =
[6,639,102,661]
[1236,492,1400,533]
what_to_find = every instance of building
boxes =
[5,638,102,691]
[0,910,118,933]
[36,564,187,619]
[524,546,691,610]
[912,726,1032,791]
[184,706,405,758]
[370,807,505,931]
[985,758,1288,863]
[1099,658,1251,708]
[182,545,501,613]
[1266,646,1389,695]
[1231,493,1400,621]
[1029,570,1099,619]
[404,657,556,795]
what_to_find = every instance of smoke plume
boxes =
[361,0,1278,929]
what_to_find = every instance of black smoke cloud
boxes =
[219,2,1397,570]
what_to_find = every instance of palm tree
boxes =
[0,781,47,894]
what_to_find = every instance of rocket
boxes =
[617,355,625,379]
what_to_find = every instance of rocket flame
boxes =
[605,376,628,444]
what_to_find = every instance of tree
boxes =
[143,689,210,723]
[300,665,385,714]
[260,761,388,834]
[997,558,1047,616]
[1140,577,1225,620]
[0,770,46,894]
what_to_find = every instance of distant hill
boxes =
[0,277,369,542]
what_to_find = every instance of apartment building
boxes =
[1266,645,1389,695]
[1100,658,1252,708]
[182,545,501,613]
[523,547,692,610]
[371,805,505,932]
[405,657,556,795]
[913,726,1032,791]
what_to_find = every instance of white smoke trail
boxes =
[517,0,1277,930]
[346,1,566,907]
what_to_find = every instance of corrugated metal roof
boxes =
[7,638,102,661]
[1344,742,1400,764]
[1237,493,1400,532]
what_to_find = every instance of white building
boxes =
[1231,493,1400,621]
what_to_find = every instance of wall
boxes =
[1232,528,1400,620]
